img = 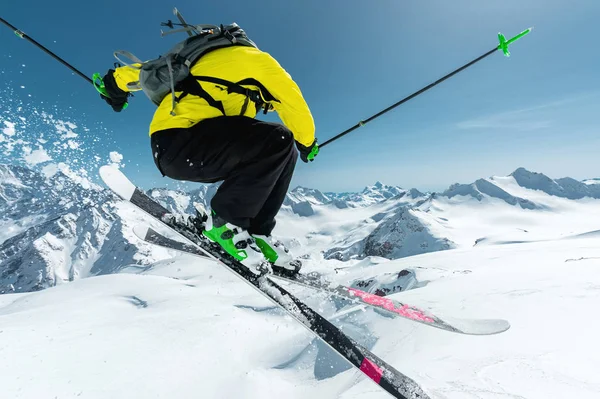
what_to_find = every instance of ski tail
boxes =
[132,225,208,258]
[264,277,430,399]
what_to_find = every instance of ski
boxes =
[99,166,430,399]
[134,224,510,336]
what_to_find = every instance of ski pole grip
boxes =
[92,73,109,97]
[92,72,129,111]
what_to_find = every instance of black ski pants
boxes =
[151,116,297,236]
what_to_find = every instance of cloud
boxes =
[456,92,599,132]
[457,118,552,131]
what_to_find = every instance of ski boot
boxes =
[202,213,269,276]
[253,234,302,277]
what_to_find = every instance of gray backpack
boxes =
[115,23,274,115]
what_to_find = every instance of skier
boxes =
[99,25,318,276]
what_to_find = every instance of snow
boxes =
[109,151,124,167]
[2,120,16,136]
[1,232,599,398]
[583,178,600,185]
[56,163,99,191]
[0,262,341,398]
[0,89,123,188]
[41,163,60,178]
[22,145,52,166]
[54,119,79,139]
[382,237,600,399]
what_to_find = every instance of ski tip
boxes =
[99,165,137,200]
[132,225,151,241]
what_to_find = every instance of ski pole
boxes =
[0,17,92,84]
[319,28,533,149]
[0,17,127,109]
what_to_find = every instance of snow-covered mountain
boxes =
[0,165,173,294]
[439,167,600,205]
[325,207,455,261]
[147,184,219,215]
[440,177,539,209]
[283,181,426,217]
[511,167,600,199]
[140,166,600,266]
[4,163,600,295]
[282,186,331,216]
[283,167,600,262]
[327,181,421,208]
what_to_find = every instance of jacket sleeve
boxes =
[254,52,315,147]
[112,65,143,93]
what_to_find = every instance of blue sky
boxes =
[1,0,599,193]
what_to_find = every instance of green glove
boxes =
[99,69,129,112]
[296,139,319,163]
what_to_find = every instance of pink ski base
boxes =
[347,288,435,323]
[360,357,383,383]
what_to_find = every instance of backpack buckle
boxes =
[245,89,261,103]
[262,103,273,114]
[223,29,237,44]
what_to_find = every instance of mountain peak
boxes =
[500,168,600,200]
[284,186,330,214]
[289,186,329,201]
[512,167,531,174]
[510,167,542,178]
[509,167,565,196]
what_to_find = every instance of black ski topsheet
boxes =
[99,166,430,399]
[135,225,510,336]
[134,225,210,258]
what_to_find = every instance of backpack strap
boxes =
[175,74,277,115]
[194,76,279,115]
[235,78,279,103]
[165,56,180,116]
[113,50,144,69]
[175,75,226,114]
[195,76,261,115]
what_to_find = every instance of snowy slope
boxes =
[1,233,599,398]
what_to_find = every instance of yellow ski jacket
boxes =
[112,46,315,147]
